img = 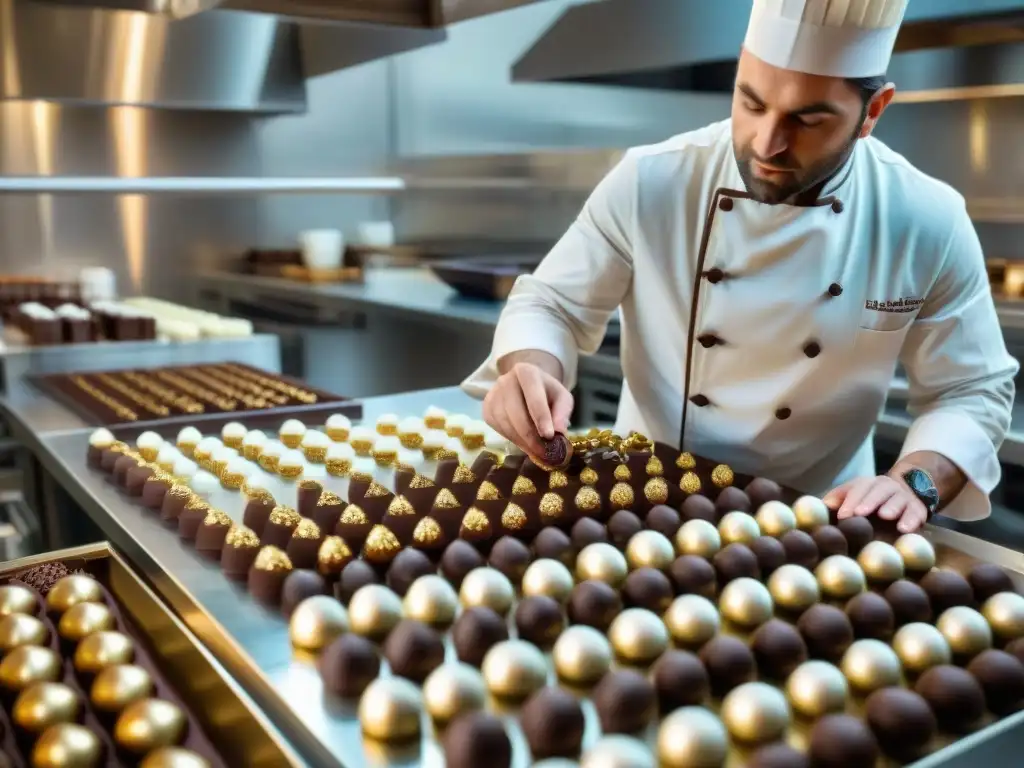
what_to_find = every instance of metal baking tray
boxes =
[429,255,543,301]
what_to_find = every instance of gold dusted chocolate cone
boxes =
[553,625,612,685]
[608,607,669,665]
[892,623,952,675]
[0,613,47,653]
[721,682,790,744]
[815,555,866,601]
[403,575,458,628]
[422,662,486,723]
[657,707,728,768]
[289,596,348,653]
[718,512,760,546]
[522,559,574,604]
[857,541,905,584]
[359,676,423,742]
[894,533,936,574]
[719,577,773,629]
[755,501,797,538]
[0,584,37,617]
[664,594,720,647]
[458,567,514,615]
[74,631,135,675]
[768,565,820,614]
[576,543,628,588]
[840,639,902,693]
[113,698,187,754]
[140,747,212,768]
[348,584,402,640]
[362,525,401,567]
[675,520,721,559]
[90,664,154,714]
[0,645,61,692]
[58,601,115,643]
[481,639,547,700]
[785,660,848,718]
[31,723,103,768]
[983,592,1024,642]
[625,530,675,571]
[46,574,103,613]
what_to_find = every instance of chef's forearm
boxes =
[888,450,967,513]
[497,350,564,382]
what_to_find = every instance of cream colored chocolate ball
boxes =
[719,577,773,629]
[675,520,721,559]
[894,533,936,574]
[937,606,992,659]
[608,608,669,665]
[553,625,613,685]
[422,662,486,723]
[625,530,675,571]
[983,592,1024,643]
[841,639,902,693]
[664,594,720,648]
[348,584,402,640]
[459,567,514,615]
[481,640,547,700]
[718,512,760,546]
[522,559,575,604]
[576,543,629,588]
[768,565,820,614]
[657,707,728,768]
[815,555,866,601]
[793,496,831,531]
[721,682,791,744]
[403,575,458,628]
[785,660,849,718]
[358,676,423,742]
[755,501,797,538]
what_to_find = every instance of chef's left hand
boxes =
[823,474,928,534]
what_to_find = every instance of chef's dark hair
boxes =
[847,75,888,106]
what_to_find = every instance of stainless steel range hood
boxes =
[512,0,1024,102]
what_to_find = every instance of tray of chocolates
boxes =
[0,542,301,767]
[31,361,361,428]
[82,412,1024,767]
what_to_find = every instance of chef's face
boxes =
[732,49,894,204]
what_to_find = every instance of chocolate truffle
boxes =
[112,453,139,486]
[533,527,574,567]
[221,525,260,581]
[335,560,380,603]
[681,495,717,524]
[969,564,1016,604]
[699,635,757,696]
[622,568,674,613]
[593,670,658,734]
[846,592,896,641]
[438,540,485,591]
[319,633,380,698]
[752,620,809,679]
[669,555,717,599]
[520,687,585,759]
[646,505,682,539]
[452,606,509,667]
[915,665,986,733]
[798,604,854,662]
[568,580,622,631]
[125,464,154,496]
[651,650,709,713]
[1006,637,1024,666]
[865,687,936,761]
[263,506,301,549]
[489,536,532,582]
[884,579,933,626]
[335,505,372,553]
[141,474,173,511]
[385,548,435,597]
[281,570,326,617]
[177,498,210,542]
[781,530,819,569]
[836,517,874,556]
[514,595,565,647]
[195,510,232,559]
[607,510,643,550]
[745,477,783,510]
[967,649,1024,715]
[571,518,608,550]
[312,491,347,534]
[286,518,324,570]
[383,619,445,683]
[443,712,512,768]
[812,525,849,558]
[749,536,787,576]
[713,543,760,585]
[809,715,879,768]
[248,546,294,605]
[160,485,193,526]
[921,569,974,615]
[715,486,751,515]
[242,491,276,537]
[747,744,810,768]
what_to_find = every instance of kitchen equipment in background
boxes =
[987,259,1024,300]
[79,267,117,303]
[299,229,345,270]
[429,254,543,300]
[350,221,403,268]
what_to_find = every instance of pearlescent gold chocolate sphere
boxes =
[755,501,797,538]
[576,543,629,588]
[403,575,458,627]
[140,747,212,768]
[793,496,831,531]
[13,681,79,734]
[114,698,187,754]
[625,530,675,571]
[0,584,37,617]
[857,541,905,584]
[815,555,866,600]
[0,613,47,653]
[358,677,422,742]
[289,596,348,653]
[58,601,114,643]
[422,662,486,723]
[553,625,613,685]
[840,639,902,693]
[719,577,773,629]
[46,575,103,614]
[582,735,656,768]
[717,512,760,546]
[608,607,670,664]
[459,567,515,615]
[937,606,992,659]
[892,622,951,675]
[521,559,575,604]
[664,594,721,647]
[74,631,135,675]
[675,520,721,559]
[481,639,547,700]
[768,565,820,614]
[31,723,103,768]
[983,592,1024,642]
[657,707,728,768]
[894,533,936,573]
[91,664,154,714]
[785,660,848,719]
[721,682,791,744]
[0,645,60,692]
[348,584,403,640]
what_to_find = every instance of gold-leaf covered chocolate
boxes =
[501,504,528,532]
[476,481,501,501]
[289,595,348,653]
[364,482,390,498]
[409,474,435,490]
[0,646,61,692]
[243,486,274,503]
[433,489,460,509]
[252,546,293,572]
[0,584,37,617]
[293,519,322,540]
[549,471,569,489]
[0,613,47,653]
[317,491,343,507]
[387,496,415,517]
[91,663,154,715]
[32,723,103,768]
[363,525,402,564]
[574,487,601,513]
[203,509,232,527]
[644,477,669,505]
[13,681,80,734]
[680,472,702,494]
[452,465,476,484]
[613,464,631,482]
[58,602,115,643]
[711,464,734,489]
[413,517,443,546]
[46,574,104,613]
[339,506,369,526]
[646,456,664,477]
[269,506,301,527]
[512,476,537,496]
[580,468,599,486]
[609,482,635,510]
[435,449,459,461]
[676,452,696,470]
[114,698,187,754]
[460,508,490,534]
[184,497,210,513]
[317,536,353,575]
[74,631,135,675]
[225,525,260,549]
[539,493,565,523]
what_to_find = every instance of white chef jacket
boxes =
[462,119,1018,521]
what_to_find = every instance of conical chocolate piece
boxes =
[347,471,374,504]
[179,498,211,542]
[459,507,495,553]
[471,450,500,478]
[502,453,526,471]
[473,480,507,530]
[297,479,323,518]
[412,516,448,560]
[434,458,461,487]
[142,473,174,511]
[499,501,541,540]
[362,524,402,569]
[573,484,606,523]
[113,453,140,487]
[540,490,576,531]
[242,490,276,537]
[161,485,195,526]
[248,546,293,606]
[510,475,541,520]
[312,491,347,534]
[286,518,325,570]
[518,458,550,483]
[449,463,481,508]
[394,465,417,495]
[360,482,394,524]
[316,535,354,581]
[100,443,128,473]
[426,487,463,541]
[335,504,373,553]
[125,464,155,496]
[262,506,301,549]
[382,495,420,545]
[405,474,437,514]
[221,525,260,580]
[607,481,637,516]
[196,509,232,559]
[485,462,519,498]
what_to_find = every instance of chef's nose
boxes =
[752,116,789,161]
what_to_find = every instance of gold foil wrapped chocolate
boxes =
[608,607,669,664]
[90,664,154,714]
[46,574,103,613]
[0,613,47,653]
[422,662,486,723]
[348,584,402,639]
[553,625,612,685]
[58,602,115,643]
[13,681,80,734]
[539,493,565,524]
[358,676,423,742]
[74,631,135,675]
[31,723,103,768]
[403,575,458,628]
[0,584,37,617]
[114,698,187,754]
[289,595,349,653]
[644,477,669,505]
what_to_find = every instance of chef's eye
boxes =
[795,115,825,128]
[744,101,765,113]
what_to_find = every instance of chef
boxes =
[462,0,1018,533]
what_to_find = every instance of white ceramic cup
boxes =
[299,229,344,270]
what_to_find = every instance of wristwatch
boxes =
[902,468,940,518]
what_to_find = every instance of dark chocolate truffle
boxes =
[622,567,674,613]
[968,564,1016,604]
[920,569,974,615]
[520,687,585,759]
[440,540,485,589]
[699,635,757,696]
[797,604,854,662]
[715,486,751,515]
[335,560,380,603]
[452,606,509,667]
[242,493,275,537]
[1006,637,1024,666]
[571,518,608,550]
[669,555,717,599]
[645,505,682,539]
[319,633,380,698]
[607,510,643,550]
[747,743,810,768]
[651,650,709,713]
[681,494,717,524]
[915,665,986,733]
[884,579,932,626]
[845,592,895,641]
[489,536,533,582]
[281,569,326,617]
[865,687,936,761]
[751,619,808,679]
[443,712,512,768]
[836,517,874,556]
[781,529,820,569]
[749,536,787,576]
[567,580,622,631]
[385,548,435,597]
[713,543,760,585]
[195,510,232,559]
[593,669,658,734]
[514,595,565,647]
[812,525,849,558]
[745,477,783,510]
[809,715,879,768]
[382,619,445,683]
[967,649,1024,715]
[532,527,574,567]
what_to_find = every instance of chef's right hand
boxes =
[483,361,574,458]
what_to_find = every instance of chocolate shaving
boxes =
[10,562,71,594]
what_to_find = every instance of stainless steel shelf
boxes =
[0,177,406,194]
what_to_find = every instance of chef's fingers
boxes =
[836,478,877,518]
[514,364,556,441]
[821,482,852,511]
[898,501,928,534]
[547,380,574,435]
[506,384,548,457]
[851,479,899,518]
[483,388,516,445]
[877,495,907,521]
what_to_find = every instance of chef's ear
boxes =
[859,83,896,138]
